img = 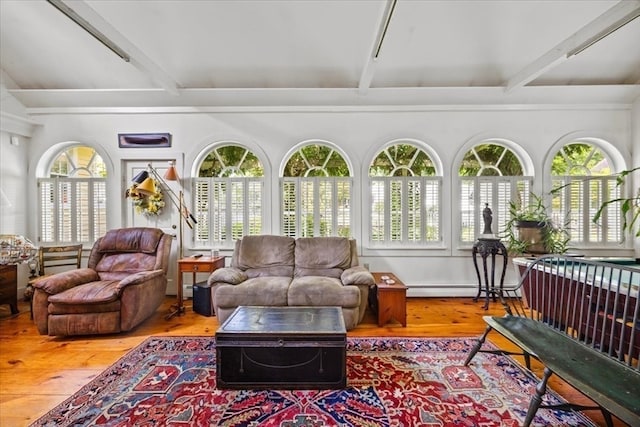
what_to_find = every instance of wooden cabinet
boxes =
[372,272,407,327]
[0,264,18,315]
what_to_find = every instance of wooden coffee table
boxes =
[215,306,347,389]
[372,272,408,327]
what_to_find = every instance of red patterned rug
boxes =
[32,336,596,426]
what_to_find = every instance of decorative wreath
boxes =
[126,181,165,217]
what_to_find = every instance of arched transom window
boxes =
[369,142,441,245]
[281,143,351,238]
[39,145,107,245]
[193,144,265,246]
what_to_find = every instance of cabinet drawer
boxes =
[180,263,215,273]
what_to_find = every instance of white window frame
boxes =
[280,177,352,238]
[551,176,623,247]
[38,177,107,245]
[193,177,265,247]
[369,176,442,247]
[459,176,533,245]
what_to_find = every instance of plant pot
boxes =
[516,220,547,254]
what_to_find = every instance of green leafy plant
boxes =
[592,167,640,239]
[501,192,570,255]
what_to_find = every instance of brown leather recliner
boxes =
[32,227,172,336]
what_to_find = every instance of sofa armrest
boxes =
[117,269,165,290]
[341,266,374,286]
[32,268,100,295]
[208,267,248,286]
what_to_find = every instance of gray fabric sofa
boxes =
[207,235,374,330]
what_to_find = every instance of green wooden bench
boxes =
[465,255,640,427]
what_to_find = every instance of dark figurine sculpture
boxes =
[482,203,493,235]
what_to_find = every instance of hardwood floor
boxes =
[0,297,623,426]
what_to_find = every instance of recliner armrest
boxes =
[208,267,248,286]
[32,268,100,295]
[341,265,374,286]
[117,269,166,290]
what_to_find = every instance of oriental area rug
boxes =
[32,336,596,427]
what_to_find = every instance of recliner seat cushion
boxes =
[288,276,360,308]
[214,276,291,308]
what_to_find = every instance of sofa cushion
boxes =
[288,276,360,308]
[294,237,351,278]
[214,276,291,308]
[235,235,295,278]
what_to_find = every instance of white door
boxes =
[122,159,181,295]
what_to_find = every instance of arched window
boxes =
[550,142,622,245]
[281,142,351,238]
[369,142,441,245]
[193,144,265,246]
[38,145,107,245]
[458,142,531,243]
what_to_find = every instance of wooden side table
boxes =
[0,264,19,315]
[167,256,225,319]
[372,272,408,327]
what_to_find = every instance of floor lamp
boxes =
[132,161,196,320]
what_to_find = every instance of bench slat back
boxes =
[505,256,639,370]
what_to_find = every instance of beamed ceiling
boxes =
[1,0,639,112]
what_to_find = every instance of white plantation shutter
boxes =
[459,177,532,244]
[281,177,351,238]
[369,176,442,245]
[193,177,264,246]
[552,176,621,245]
[38,178,106,244]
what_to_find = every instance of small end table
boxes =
[471,238,508,310]
[0,264,19,315]
[168,256,225,320]
[372,272,408,327]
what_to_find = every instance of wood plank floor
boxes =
[0,297,624,426]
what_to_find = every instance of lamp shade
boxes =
[164,164,179,181]
[0,234,37,265]
[136,177,157,196]
[132,170,149,184]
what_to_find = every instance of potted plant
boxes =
[501,192,570,255]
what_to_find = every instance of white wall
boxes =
[14,105,634,297]
[0,131,32,289]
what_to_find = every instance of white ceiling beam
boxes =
[505,0,640,92]
[50,0,181,96]
[358,0,397,95]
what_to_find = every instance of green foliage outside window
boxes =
[198,145,264,177]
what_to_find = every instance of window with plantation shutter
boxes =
[194,145,265,247]
[459,177,532,243]
[281,142,352,238]
[281,177,352,238]
[369,142,442,246]
[550,143,622,246]
[458,143,530,244]
[38,146,107,245]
